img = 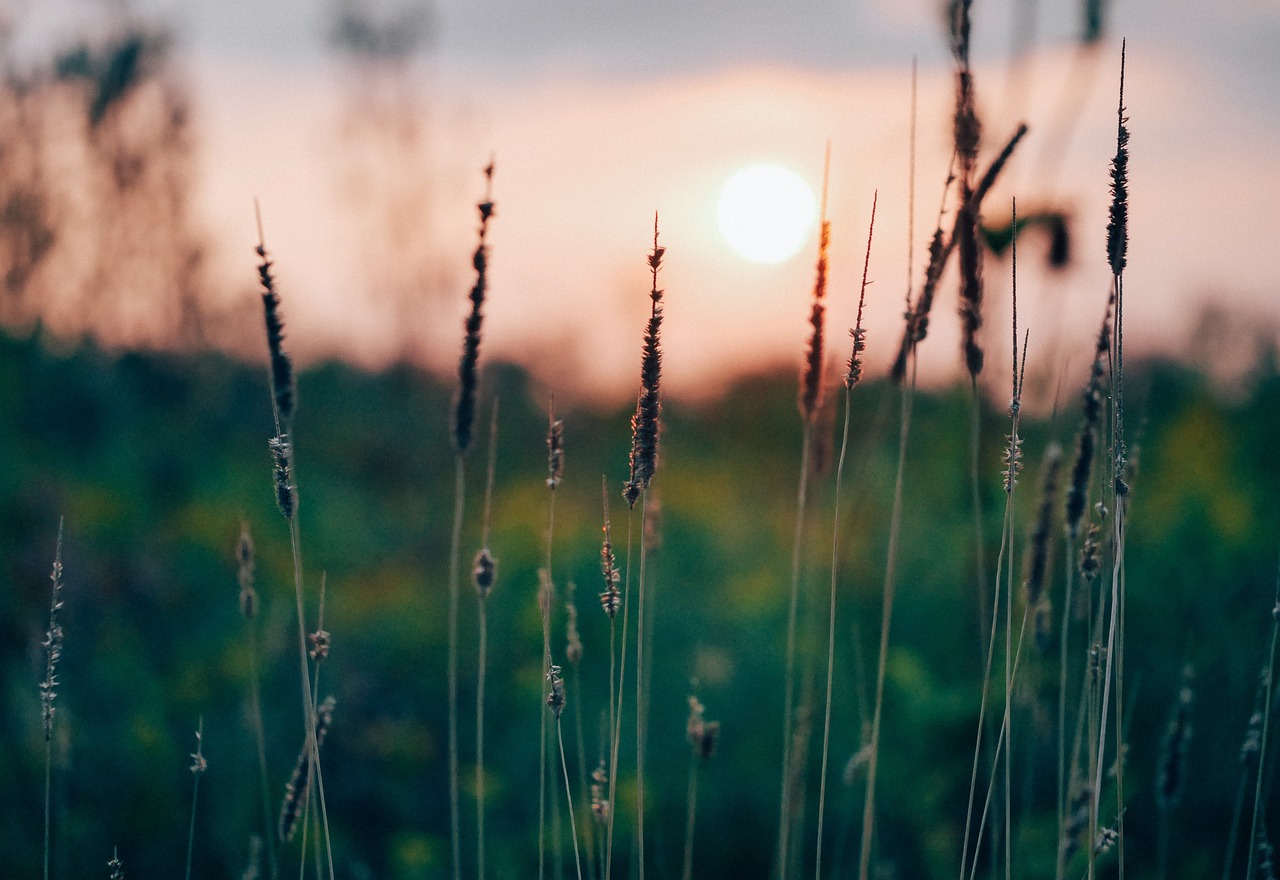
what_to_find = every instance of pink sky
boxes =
[15,1,1280,404]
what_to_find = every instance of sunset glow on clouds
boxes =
[13,1,1280,401]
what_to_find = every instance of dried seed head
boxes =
[600,480,621,617]
[268,434,295,520]
[454,164,497,455]
[473,547,496,599]
[278,696,336,842]
[1024,445,1062,606]
[800,216,830,421]
[590,761,610,824]
[189,718,208,775]
[41,521,65,742]
[565,595,583,666]
[237,522,258,619]
[256,226,296,427]
[1155,665,1194,812]
[1107,44,1129,278]
[686,695,720,760]
[109,847,125,880]
[546,414,565,490]
[845,192,876,391]
[308,629,330,663]
[625,215,665,507]
[546,664,566,719]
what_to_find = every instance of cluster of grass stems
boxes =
[26,19,1280,880]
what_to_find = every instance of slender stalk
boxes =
[778,425,813,880]
[859,361,915,880]
[604,511,634,880]
[476,397,498,880]
[186,718,207,880]
[41,520,64,880]
[558,718,585,880]
[446,455,466,880]
[683,759,700,880]
[1246,566,1280,880]
[636,494,651,880]
[816,192,875,880]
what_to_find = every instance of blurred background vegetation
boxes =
[3,324,1280,880]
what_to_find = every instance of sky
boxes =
[9,0,1280,403]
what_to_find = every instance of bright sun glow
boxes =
[716,165,818,264]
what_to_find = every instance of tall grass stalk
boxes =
[537,401,563,880]
[815,192,875,880]
[185,718,207,880]
[859,363,914,880]
[449,163,495,880]
[41,518,64,880]
[475,397,499,880]
[548,665,584,880]
[777,146,830,880]
[621,216,665,880]
[255,212,334,880]
[1245,565,1280,880]
[238,525,279,880]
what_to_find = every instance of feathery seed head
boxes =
[1107,43,1129,278]
[546,412,564,490]
[591,761,610,824]
[256,233,296,427]
[453,163,497,455]
[845,192,876,390]
[1024,444,1062,605]
[565,595,583,666]
[237,522,257,619]
[189,718,207,775]
[278,695,336,842]
[600,480,621,617]
[625,215,665,507]
[109,848,124,880]
[546,664,566,719]
[800,215,831,422]
[308,629,330,663]
[268,434,295,520]
[41,520,65,741]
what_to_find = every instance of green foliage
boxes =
[4,329,1280,879]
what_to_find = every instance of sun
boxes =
[716,164,818,264]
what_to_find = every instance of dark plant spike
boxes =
[454,161,496,455]
[845,191,877,390]
[624,214,665,508]
[801,148,832,421]
[255,205,295,428]
[1107,42,1129,279]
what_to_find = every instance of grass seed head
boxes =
[473,547,496,599]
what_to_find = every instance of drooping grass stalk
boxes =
[548,665,584,880]
[41,519,65,880]
[255,212,333,880]
[815,192,875,880]
[474,397,499,880]
[238,524,280,880]
[777,147,830,880]
[186,718,207,880]
[1225,670,1267,880]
